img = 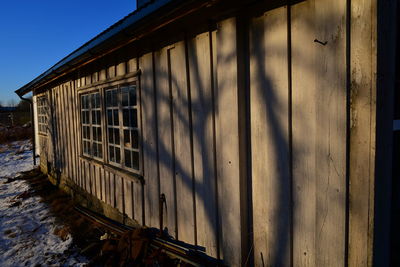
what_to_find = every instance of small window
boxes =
[105,84,140,172]
[81,92,103,159]
[37,96,48,135]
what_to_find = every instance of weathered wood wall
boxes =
[34,0,387,266]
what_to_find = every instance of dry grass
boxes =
[0,126,32,144]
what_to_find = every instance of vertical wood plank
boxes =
[140,52,160,228]
[108,65,116,79]
[124,179,134,219]
[86,161,91,194]
[95,166,101,200]
[61,85,68,177]
[99,69,106,81]
[170,41,195,244]
[314,0,347,266]
[57,86,64,174]
[128,58,137,73]
[215,17,242,265]
[69,81,77,185]
[116,175,124,213]
[110,173,116,208]
[349,0,377,266]
[155,47,177,238]
[133,181,143,225]
[105,171,111,205]
[250,7,291,266]
[116,62,126,76]
[291,1,316,265]
[188,32,218,257]
[101,168,106,201]
[63,83,72,179]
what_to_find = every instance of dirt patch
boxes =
[17,169,206,266]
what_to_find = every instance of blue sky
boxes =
[0,0,136,106]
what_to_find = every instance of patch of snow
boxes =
[0,140,88,267]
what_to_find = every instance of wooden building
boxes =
[15,0,399,266]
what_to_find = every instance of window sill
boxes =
[79,155,143,184]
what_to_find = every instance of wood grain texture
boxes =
[95,165,102,200]
[124,179,133,219]
[70,81,78,186]
[133,181,143,224]
[170,41,195,244]
[140,52,160,228]
[155,47,177,238]
[188,32,218,257]
[249,7,290,266]
[116,62,126,76]
[110,173,116,208]
[128,58,137,73]
[116,175,124,213]
[105,171,111,205]
[291,1,317,265]
[215,17,242,266]
[349,0,377,266]
[314,0,347,266]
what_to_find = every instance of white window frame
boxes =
[104,81,141,174]
[80,91,103,160]
[37,95,48,135]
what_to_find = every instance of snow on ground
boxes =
[0,140,88,267]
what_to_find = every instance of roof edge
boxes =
[15,0,179,97]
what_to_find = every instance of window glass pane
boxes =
[112,89,118,107]
[81,112,86,124]
[87,141,91,155]
[115,147,121,163]
[130,109,137,127]
[122,87,129,107]
[108,128,113,143]
[87,126,91,139]
[124,130,130,147]
[114,129,120,145]
[96,111,101,125]
[92,111,96,124]
[97,127,102,141]
[129,86,136,106]
[125,149,131,168]
[113,110,119,126]
[109,146,115,162]
[131,130,139,149]
[106,91,112,107]
[91,93,95,108]
[93,127,97,141]
[95,93,100,108]
[85,111,90,125]
[98,144,103,158]
[107,110,112,125]
[93,142,98,157]
[132,151,139,170]
[123,109,129,127]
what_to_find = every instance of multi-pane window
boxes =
[106,89,121,164]
[81,92,103,159]
[106,84,140,171]
[37,96,48,135]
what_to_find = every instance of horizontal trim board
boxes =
[77,69,141,92]
[80,156,143,184]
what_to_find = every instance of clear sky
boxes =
[0,0,137,106]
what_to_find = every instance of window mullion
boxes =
[100,89,107,162]
[118,87,125,167]
[89,94,93,157]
